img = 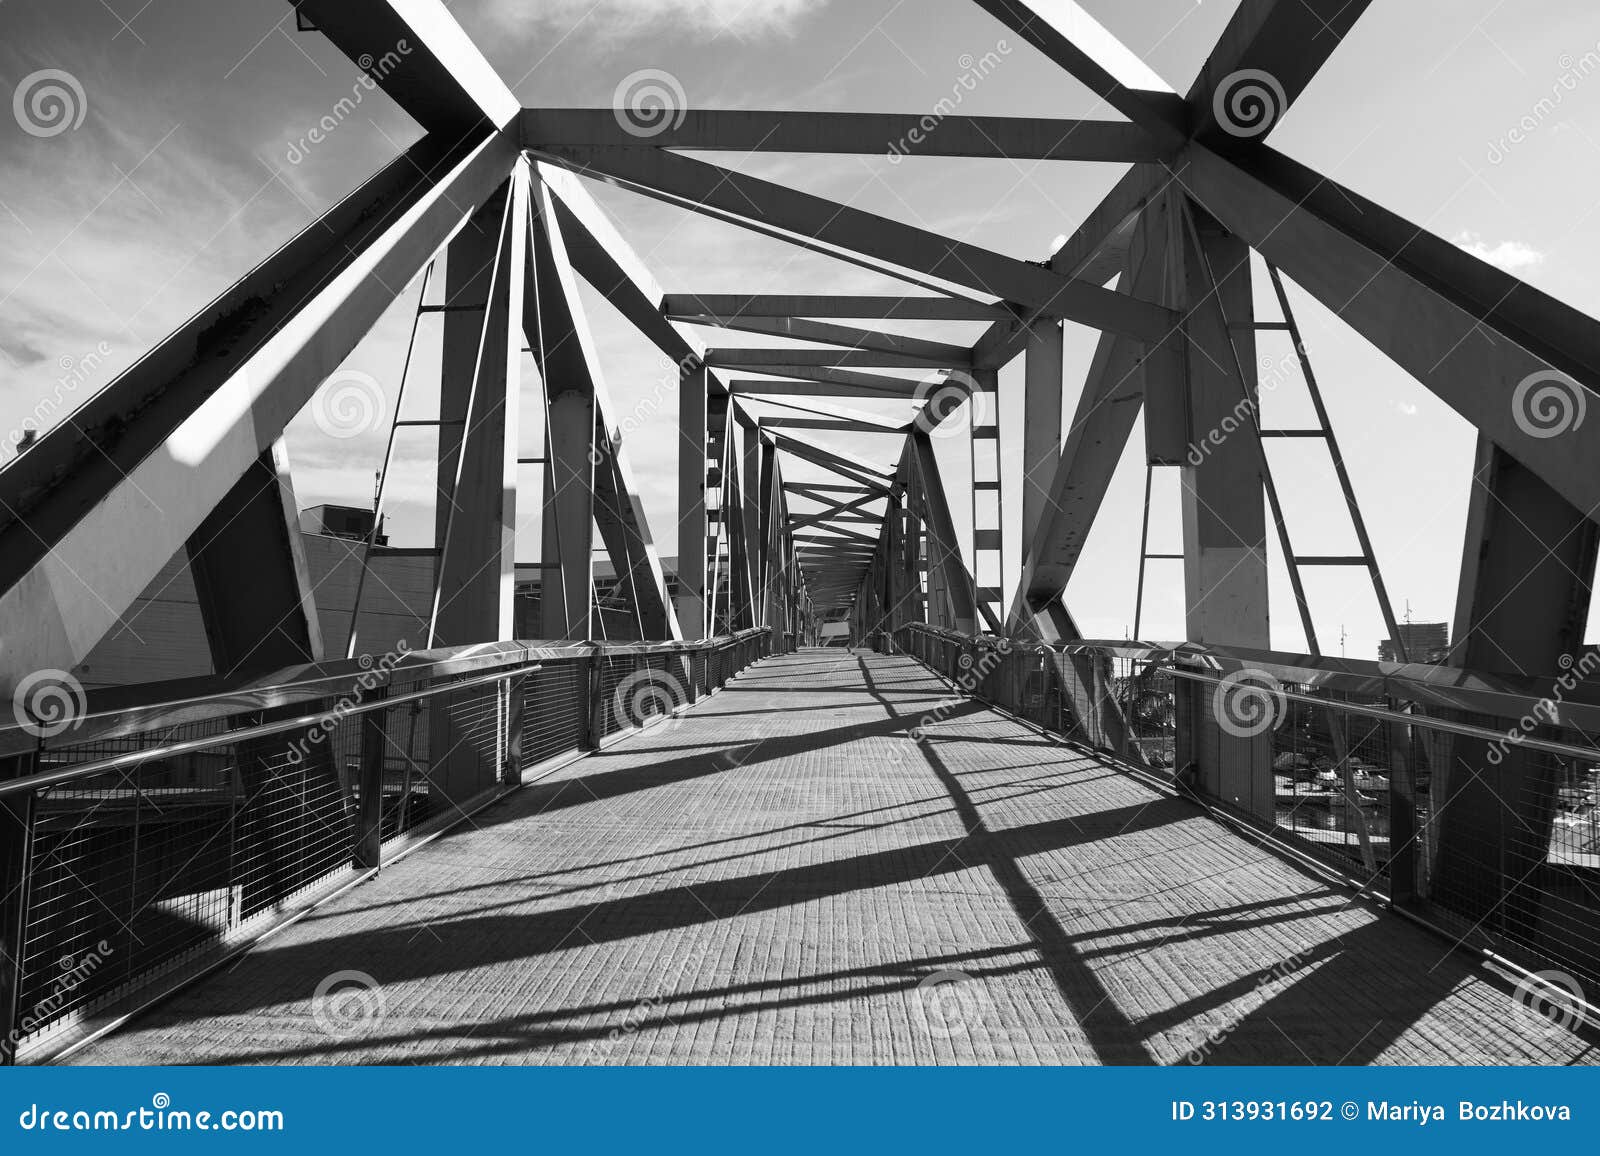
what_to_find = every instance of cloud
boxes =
[478,0,822,40]
[1450,230,1544,274]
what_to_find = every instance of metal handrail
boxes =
[902,617,1600,799]
[0,627,777,1062]
[1,628,772,756]
[1163,663,1600,766]
[0,663,539,799]
[899,622,1600,738]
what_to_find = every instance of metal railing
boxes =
[0,628,775,1063]
[895,622,1600,999]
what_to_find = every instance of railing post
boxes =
[503,673,526,787]
[354,687,389,871]
[682,648,698,705]
[582,650,602,750]
[0,751,38,1066]
[1386,711,1418,906]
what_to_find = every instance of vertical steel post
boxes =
[0,751,38,1065]
[354,688,389,871]
[503,673,526,786]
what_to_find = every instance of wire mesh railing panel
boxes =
[641,654,676,719]
[596,655,636,740]
[233,740,357,923]
[894,622,1600,999]
[1109,655,1176,770]
[1256,689,1391,877]
[373,699,431,844]
[1402,706,1600,993]
[16,715,361,1038]
[521,661,585,767]
[1,633,773,1058]
[430,679,506,782]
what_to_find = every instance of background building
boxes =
[1378,622,1450,664]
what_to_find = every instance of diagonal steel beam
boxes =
[968,0,1188,145]
[665,294,1013,321]
[295,0,519,135]
[0,128,518,687]
[1184,0,1375,142]
[1183,140,1600,519]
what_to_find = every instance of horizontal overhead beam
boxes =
[732,379,924,401]
[665,294,1012,321]
[770,433,895,491]
[742,393,912,432]
[522,107,1168,161]
[533,145,1176,339]
[731,365,932,393]
[674,314,975,366]
[707,347,969,371]
[759,417,909,434]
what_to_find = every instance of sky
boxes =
[2,0,1599,660]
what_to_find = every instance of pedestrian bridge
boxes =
[8,645,1591,1066]
[5,0,1600,1068]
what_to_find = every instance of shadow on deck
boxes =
[67,651,1599,1066]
